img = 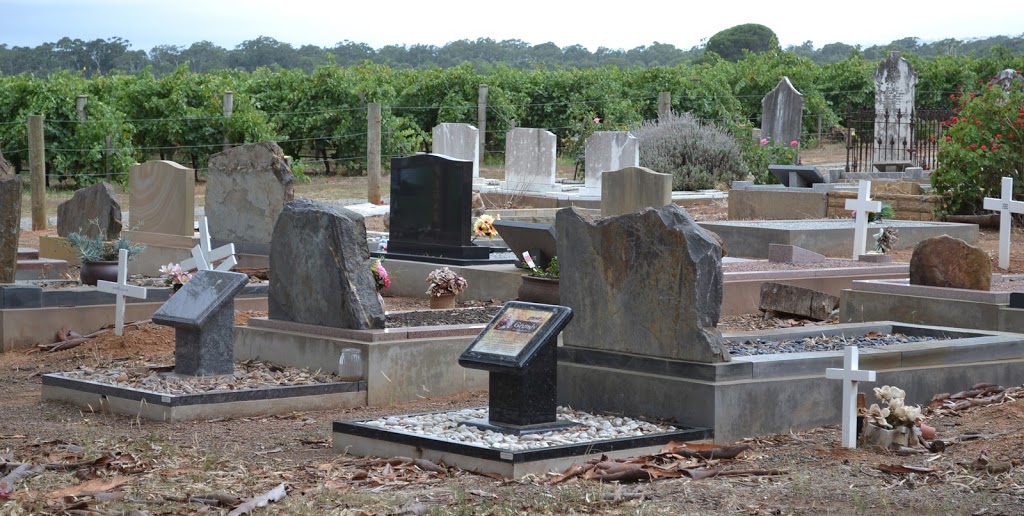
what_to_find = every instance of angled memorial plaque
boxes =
[492,220,557,269]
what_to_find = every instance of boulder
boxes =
[56,182,122,239]
[909,235,991,291]
[269,199,384,330]
[206,142,294,244]
[557,204,729,363]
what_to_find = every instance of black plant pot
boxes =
[80,260,118,286]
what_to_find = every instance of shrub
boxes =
[634,112,748,191]
[932,79,1024,215]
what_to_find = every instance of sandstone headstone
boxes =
[432,123,479,178]
[600,166,671,217]
[504,128,556,193]
[873,52,918,163]
[759,282,838,321]
[761,76,804,145]
[128,160,195,236]
[557,204,729,363]
[206,142,294,245]
[0,175,21,283]
[909,235,991,291]
[56,182,122,239]
[584,132,639,191]
[269,199,384,330]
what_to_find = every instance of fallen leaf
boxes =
[47,476,130,498]
[876,464,935,475]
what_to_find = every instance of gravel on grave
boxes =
[725,332,949,356]
[356,406,679,451]
[386,306,501,327]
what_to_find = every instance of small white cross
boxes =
[96,249,148,336]
[845,180,883,259]
[180,216,237,272]
[983,177,1024,270]
[826,346,876,449]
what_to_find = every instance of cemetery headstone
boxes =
[205,142,294,245]
[432,123,480,178]
[761,76,804,146]
[492,220,556,270]
[584,132,639,191]
[458,301,574,433]
[767,244,825,264]
[600,166,671,217]
[56,182,122,239]
[825,346,876,449]
[386,154,490,262]
[95,249,147,336]
[845,180,882,258]
[180,216,237,272]
[993,69,1024,92]
[873,52,918,163]
[151,269,249,376]
[0,174,20,283]
[768,165,825,188]
[269,199,385,329]
[128,160,195,236]
[557,204,729,363]
[0,149,12,176]
[504,128,556,193]
[983,176,1024,270]
[910,235,991,291]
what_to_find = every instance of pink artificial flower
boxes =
[593,117,601,123]
[374,262,391,288]
[760,138,769,145]
[790,140,799,147]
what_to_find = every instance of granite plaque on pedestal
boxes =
[458,302,573,434]
[492,220,557,270]
[386,154,498,265]
[768,165,825,188]
[151,270,249,376]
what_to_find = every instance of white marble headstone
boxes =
[872,52,918,163]
[504,128,557,193]
[432,123,480,178]
[584,131,639,192]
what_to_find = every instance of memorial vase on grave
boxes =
[517,276,560,305]
[80,260,119,286]
[430,293,457,309]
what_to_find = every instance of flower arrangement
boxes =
[159,263,193,295]
[522,252,559,279]
[861,385,923,430]
[425,267,467,297]
[371,258,390,291]
[473,214,500,239]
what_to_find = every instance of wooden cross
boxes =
[180,216,237,272]
[96,249,148,336]
[983,176,1024,269]
[845,180,882,259]
[825,346,876,449]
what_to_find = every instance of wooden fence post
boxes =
[367,103,382,205]
[477,84,488,164]
[223,91,234,152]
[76,95,88,122]
[658,92,671,121]
[28,115,46,230]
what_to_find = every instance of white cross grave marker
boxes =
[983,176,1024,270]
[96,249,148,336]
[825,346,876,449]
[180,216,237,272]
[845,180,883,259]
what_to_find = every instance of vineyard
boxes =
[1,50,1022,187]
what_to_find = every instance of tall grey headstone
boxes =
[206,142,295,245]
[993,69,1024,92]
[873,52,918,163]
[128,160,195,236]
[432,123,480,178]
[557,204,729,363]
[269,199,385,330]
[504,128,556,193]
[600,166,671,217]
[151,269,249,376]
[0,175,21,284]
[584,132,639,192]
[761,76,804,145]
[56,182,122,239]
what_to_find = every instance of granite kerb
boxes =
[0,283,268,309]
[847,278,1013,304]
[246,316,486,343]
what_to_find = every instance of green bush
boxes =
[932,80,1024,215]
[741,136,799,184]
[634,111,748,190]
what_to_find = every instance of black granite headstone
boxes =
[386,154,492,264]
[151,270,248,376]
[493,220,557,269]
[458,301,573,434]
[1010,292,1024,309]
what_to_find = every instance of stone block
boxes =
[56,182,122,239]
[758,282,839,321]
[910,235,991,291]
[205,142,295,245]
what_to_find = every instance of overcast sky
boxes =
[4,0,1023,53]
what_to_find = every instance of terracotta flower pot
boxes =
[429,293,457,309]
[80,260,119,286]
[919,422,937,440]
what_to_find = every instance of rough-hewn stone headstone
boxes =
[993,69,1024,92]
[910,235,991,291]
[873,52,918,163]
[761,76,804,145]
[759,282,838,321]
[129,160,195,236]
[0,149,12,176]
[269,199,384,330]
[206,142,294,244]
[584,132,639,191]
[0,174,21,283]
[432,123,479,178]
[557,204,729,363]
[56,182,122,239]
[504,128,556,193]
[600,166,671,217]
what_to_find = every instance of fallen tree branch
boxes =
[0,463,46,497]
[227,483,287,516]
